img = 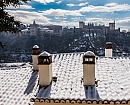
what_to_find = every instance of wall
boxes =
[31,98,130,105]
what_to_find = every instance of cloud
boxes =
[41,9,82,16]
[54,16,66,22]
[51,21,79,27]
[79,3,130,13]
[7,10,51,24]
[56,0,62,4]
[78,2,88,6]
[34,0,55,4]
[67,2,88,7]
[105,3,118,7]
[7,10,79,28]
[116,17,130,31]
[85,18,113,26]
[7,5,34,9]
[67,4,75,7]
[71,17,81,22]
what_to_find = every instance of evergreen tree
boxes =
[0,0,31,47]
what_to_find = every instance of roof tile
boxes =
[1,53,130,105]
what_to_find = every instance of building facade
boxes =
[20,21,62,36]
[79,21,120,35]
[30,20,39,36]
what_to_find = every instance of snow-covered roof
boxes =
[0,63,38,105]
[1,53,130,105]
[42,27,49,30]
[21,29,30,32]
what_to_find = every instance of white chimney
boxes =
[83,51,95,86]
[38,51,52,86]
[32,45,40,70]
[105,42,112,57]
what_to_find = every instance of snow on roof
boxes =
[21,29,29,32]
[1,53,130,105]
[106,42,112,45]
[38,51,51,57]
[32,45,39,49]
[42,27,49,30]
[84,51,95,56]
[0,63,38,105]
[35,54,130,101]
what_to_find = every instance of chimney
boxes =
[105,42,112,57]
[83,51,95,86]
[38,51,52,86]
[32,45,40,70]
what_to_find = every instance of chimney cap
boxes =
[84,51,95,57]
[39,51,51,57]
[105,42,112,49]
[106,42,112,45]
[32,45,39,49]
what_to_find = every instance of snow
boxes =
[37,54,130,100]
[84,51,95,56]
[39,51,51,57]
[33,45,39,49]
[1,53,130,105]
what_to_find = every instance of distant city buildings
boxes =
[1,20,121,36]
[30,20,39,36]
[21,20,62,36]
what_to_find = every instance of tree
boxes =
[0,41,5,48]
[0,0,31,47]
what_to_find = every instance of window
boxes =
[85,58,88,61]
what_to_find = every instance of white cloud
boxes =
[116,18,130,31]
[67,4,75,7]
[56,0,62,4]
[7,9,79,28]
[41,9,82,16]
[85,18,113,26]
[7,5,34,9]
[79,3,130,13]
[71,17,81,22]
[105,3,118,7]
[54,16,66,21]
[34,0,55,4]
[51,21,79,27]
[7,10,51,24]
[78,2,88,6]
[67,2,88,7]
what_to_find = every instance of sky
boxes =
[7,0,130,31]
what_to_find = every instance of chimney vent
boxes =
[38,51,52,86]
[105,42,112,57]
[83,51,95,86]
[32,45,40,70]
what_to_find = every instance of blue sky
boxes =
[7,0,130,31]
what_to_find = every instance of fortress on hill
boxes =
[20,20,120,36]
